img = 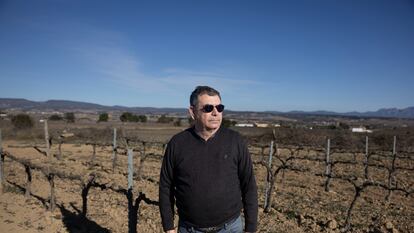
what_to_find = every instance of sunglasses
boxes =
[199,104,225,113]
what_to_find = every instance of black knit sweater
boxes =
[159,126,258,232]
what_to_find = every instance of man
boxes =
[159,86,258,233]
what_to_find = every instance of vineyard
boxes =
[0,124,413,233]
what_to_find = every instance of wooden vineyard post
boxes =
[44,121,52,194]
[89,143,96,167]
[324,138,332,192]
[57,136,63,160]
[264,140,274,209]
[0,153,3,194]
[260,146,266,162]
[128,149,133,190]
[112,128,117,171]
[93,143,96,160]
[44,120,51,160]
[125,147,159,233]
[24,165,32,199]
[137,142,146,181]
[127,148,136,233]
[0,129,4,194]
[364,136,369,180]
[386,136,397,201]
[48,173,56,211]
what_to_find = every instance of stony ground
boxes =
[1,140,413,233]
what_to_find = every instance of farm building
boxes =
[254,123,269,128]
[235,123,254,127]
[351,126,372,133]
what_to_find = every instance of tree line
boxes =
[8,112,238,129]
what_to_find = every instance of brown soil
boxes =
[1,139,413,233]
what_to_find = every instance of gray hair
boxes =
[190,86,221,107]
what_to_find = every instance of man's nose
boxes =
[211,107,218,116]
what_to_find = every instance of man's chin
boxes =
[206,123,221,130]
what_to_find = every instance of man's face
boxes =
[190,94,223,131]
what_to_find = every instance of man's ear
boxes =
[188,106,196,120]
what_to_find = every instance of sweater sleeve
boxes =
[238,137,258,232]
[159,141,176,231]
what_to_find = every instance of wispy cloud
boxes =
[67,28,267,95]
[160,68,264,94]
[25,17,269,99]
[74,45,165,91]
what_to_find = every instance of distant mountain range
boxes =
[0,98,187,115]
[268,108,414,119]
[1,98,413,119]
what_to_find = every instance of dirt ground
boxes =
[1,137,413,233]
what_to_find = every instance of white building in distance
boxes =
[351,126,373,133]
[235,123,254,127]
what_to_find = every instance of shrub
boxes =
[130,115,140,122]
[11,113,34,129]
[120,112,146,123]
[98,113,109,122]
[49,114,63,121]
[64,112,75,123]
[157,115,174,123]
[120,112,133,122]
[138,115,147,123]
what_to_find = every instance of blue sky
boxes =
[0,0,413,112]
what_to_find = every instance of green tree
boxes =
[11,113,34,129]
[131,115,140,122]
[64,112,75,123]
[120,112,133,122]
[48,114,63,121]
[138,115,147,123]
[98,112,109,122]
[120,112,147,123]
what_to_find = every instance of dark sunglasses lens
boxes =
[216,104,224,112]
[203,104,214,112]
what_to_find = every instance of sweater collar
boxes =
[190,126,222,142]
